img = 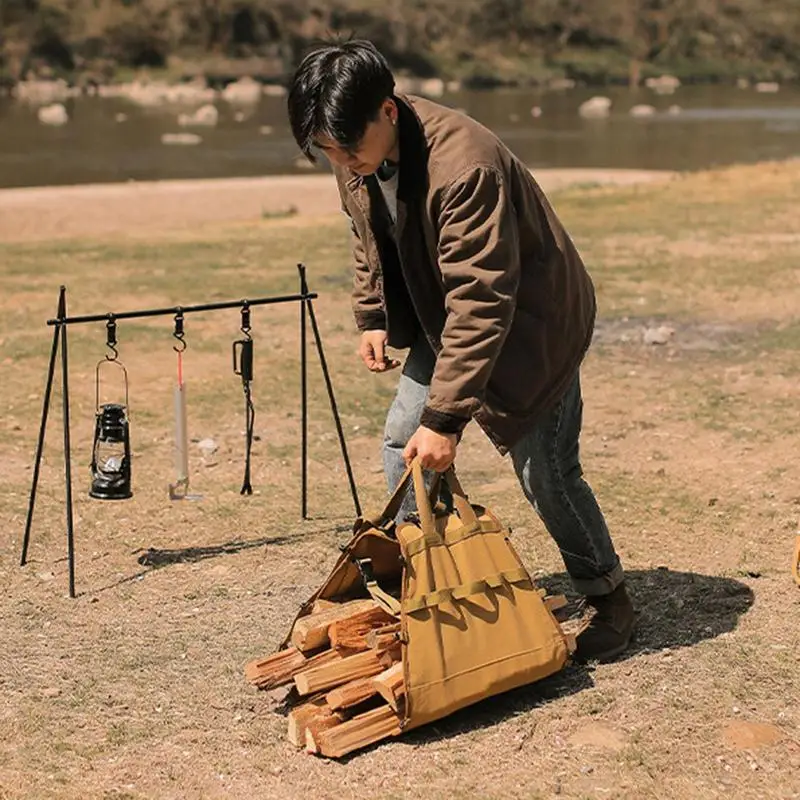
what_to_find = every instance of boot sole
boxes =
[574,630,635,664]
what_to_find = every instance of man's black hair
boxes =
[288,39,395,161]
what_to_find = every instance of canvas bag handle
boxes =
[429,469,479,530]
[365,458,479,537]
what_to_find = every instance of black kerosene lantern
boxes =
[90,318,133,500]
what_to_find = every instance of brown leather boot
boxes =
[574,582,635,663]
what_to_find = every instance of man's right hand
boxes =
[359,330,401,372]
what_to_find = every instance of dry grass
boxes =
[1,160,799,800]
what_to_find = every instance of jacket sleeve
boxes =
[333,167,386,331]
[420,165,520,436]
[348,211,386,331]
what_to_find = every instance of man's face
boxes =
[313,98,399,176]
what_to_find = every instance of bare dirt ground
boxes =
[0,169,675,242]
[1,162,798,800]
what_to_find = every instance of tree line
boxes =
[1,0,798,86]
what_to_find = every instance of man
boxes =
[287,40,634,662]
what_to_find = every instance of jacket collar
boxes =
[344,95,429,200]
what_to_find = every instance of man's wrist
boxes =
[420,406,470,436]
[355,310,387,331]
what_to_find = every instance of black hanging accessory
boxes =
[90,317,132,500]
[232,303,255,495]
[105,315,119,361]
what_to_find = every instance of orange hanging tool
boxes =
[169,311,202,501]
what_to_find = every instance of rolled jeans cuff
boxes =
[569,561,625,597]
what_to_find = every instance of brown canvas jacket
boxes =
[334,95,596,453]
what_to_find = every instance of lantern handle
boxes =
[95,358,129,412]
[173,310,187,353]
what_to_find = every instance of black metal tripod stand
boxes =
[20,264,361,597]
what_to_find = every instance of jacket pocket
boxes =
[486,309,551,414]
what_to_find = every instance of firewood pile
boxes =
[245,598,405,758]
[245,592,573,759]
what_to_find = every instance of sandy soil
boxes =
[1,161,799,799]
[0,169,675,242]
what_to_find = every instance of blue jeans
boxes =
[383,339,624,596]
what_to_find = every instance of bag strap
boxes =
[361,459,478,538]
[403,566,532,612]
[410,459,440,540]
[361,458,439,535]
[353,557,402,616]
[358,462,415,530]
[442,469,479,528]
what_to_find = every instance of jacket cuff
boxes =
[420,406,470,436]
[354,309,387,331]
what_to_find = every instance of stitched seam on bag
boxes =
[403,569,532,611]
[407,641,566,689]
[404,523,503,557]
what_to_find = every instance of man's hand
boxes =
[359,330,400,372]
[403,426,458,472]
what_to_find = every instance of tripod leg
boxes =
[20,289,64,566]
[300,273,308,519]
[306,297,362,518]
[60,294,77,598]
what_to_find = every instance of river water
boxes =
[0,84,798,189]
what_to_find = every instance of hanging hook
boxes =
[173,310,187,353]
[233,302,254,382]
[240,302,252,340]
[105,315,119,361]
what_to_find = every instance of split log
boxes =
[371,662,405,712]
[295,648,344,674]
[378,641,402,668]
[290,599,377,652]
[365,622,401,650]
[311,705,402,758]
[244,646,306,689]
[295,649,385,696]
[304,711,346,753]
[287,696,343,747]
[325,677,379,711]
[249,645,344,692]
[328,606,397,651]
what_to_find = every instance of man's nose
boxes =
[327,149,357,167]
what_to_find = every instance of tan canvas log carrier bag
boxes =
[262,458,573,751]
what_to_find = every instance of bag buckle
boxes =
[353,556,375,585]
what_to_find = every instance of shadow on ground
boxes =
[351,567,754,757]
[539,567,755,656]
[73,519,355,596]
[133,520,354,568]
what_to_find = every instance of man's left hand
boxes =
[403,426,458,472]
